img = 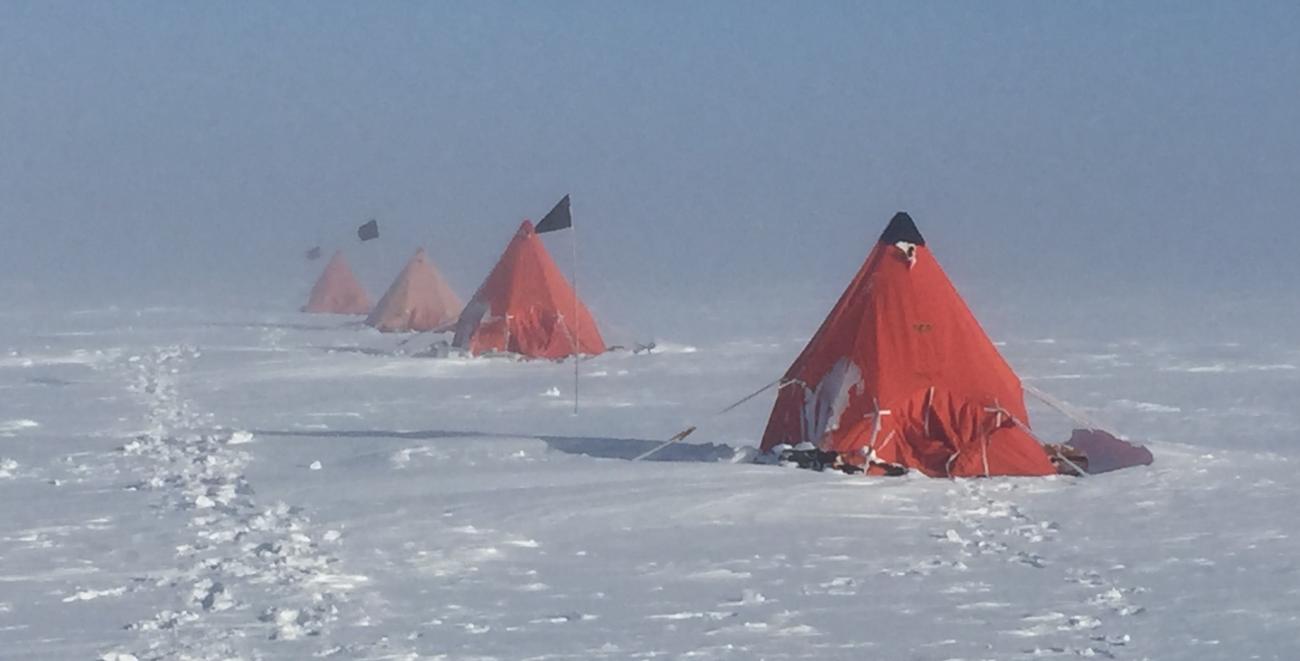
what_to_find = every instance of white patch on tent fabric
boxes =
[799,358,863,446]
[895,241,918,266]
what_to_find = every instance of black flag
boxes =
[305,246,323,261]
[357,219,380,241]
[534,195,572,234]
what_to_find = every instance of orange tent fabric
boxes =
[760,212,1055,477]
[302,251,372,315]
[366,248,462,333]
[452,220,605,359]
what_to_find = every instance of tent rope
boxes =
[1022,382,1151,477]
[1022,383,1106,431]
[633,377,793,462]
[986,401,1091,477]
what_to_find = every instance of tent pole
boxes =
[571,202,580,416]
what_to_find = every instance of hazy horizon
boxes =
[3,2,1297,333]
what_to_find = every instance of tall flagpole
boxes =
[570,199,580,415]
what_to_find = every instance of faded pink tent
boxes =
[366,248,462,333]
[303,251,372,315]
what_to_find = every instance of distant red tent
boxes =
[452,220,605,359]
[760,212,1057,477]
[366,248,462,333]
[302,251,372,315]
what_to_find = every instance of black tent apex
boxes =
[878,211,925,246]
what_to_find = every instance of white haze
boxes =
[1,2,1299,659]
[3,2,1298,316]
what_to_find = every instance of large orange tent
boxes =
[302,251,372,315]
[452,220,605,359]
[760,212,1057,477]
[366,248,462,333]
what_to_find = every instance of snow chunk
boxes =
[62,586,127,602]
[654,342,698,354]
[0,419,39,433]
[1112,399,1181,413]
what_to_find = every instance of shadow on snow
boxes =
[250,428,737,463]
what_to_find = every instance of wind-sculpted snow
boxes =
[0,306,1296,659]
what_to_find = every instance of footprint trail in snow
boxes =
[103,346,395,660]
[932,479,1148,659]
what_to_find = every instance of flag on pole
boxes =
[535,195,572,234]
[357,219,380,241]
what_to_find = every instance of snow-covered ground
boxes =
[1,302,1297,660]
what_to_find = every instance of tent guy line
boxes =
[633,376,790,462]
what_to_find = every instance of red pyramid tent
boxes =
[366,248,462,333]
[302,251,372,315]
[452,220,605,359]
[760,212,1056,477]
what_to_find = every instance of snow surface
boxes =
[1,304,1298,660]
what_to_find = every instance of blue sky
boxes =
[2,1,1297,322]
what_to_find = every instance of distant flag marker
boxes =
[534,194,572,234]
[357,219,380,241]
[533,193,579,413]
